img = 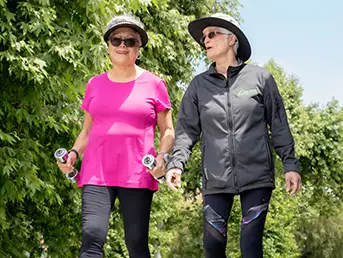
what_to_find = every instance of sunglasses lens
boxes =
[124,38,137,47]
[208,31,217,39]
[110,37,137,47]
[201,31,218,45]
[200,36,205,44]
[110,37,122,46]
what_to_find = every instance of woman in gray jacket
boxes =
[165,13,301,258]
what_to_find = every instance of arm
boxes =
[148,109,175,179]
[167,80,201,172]
[70,111,93,156]
[57,111,92,173]
[157,109,174,154]
[263,73,300,173]
[263,73,301,194]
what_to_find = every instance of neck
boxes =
[215,51,238,77]
[109,64,140,82]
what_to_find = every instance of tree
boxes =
[2,0,343,257]
[0,0,242,257]
[265,60,343,258]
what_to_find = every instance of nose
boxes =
[202,33,212,45]
[203,36,212,47]
[119,40,126,48]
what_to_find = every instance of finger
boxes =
[66,156,73,168]
[175,175,181,189]
[167,180,178,192]
[166,175,178,192]
[56,162,65,170]
[285,177,291,193]
[298,179,302,193]
[57,164,70,174]
[290,181,297,195]
[293,178,301,194]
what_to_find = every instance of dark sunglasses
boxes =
[109,37,139,47]
[200,31,231,45]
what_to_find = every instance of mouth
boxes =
[116,50,129,54]
[206,46,212,51]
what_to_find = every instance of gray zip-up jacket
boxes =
[167,63,300,195]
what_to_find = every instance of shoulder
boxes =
[86,72,107,89]
[188,69,209,89]
[242,64,272,79]
[141,70,166,86]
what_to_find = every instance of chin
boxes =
[113,58,135,66]
[206,54,217,62]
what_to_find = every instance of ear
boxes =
[229,34,237,46]
[136,48,141,59]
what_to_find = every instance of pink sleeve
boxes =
[155,80,171,113]
[81,80,94,112]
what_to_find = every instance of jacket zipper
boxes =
[226,69,238,192]
[202,144,209,180]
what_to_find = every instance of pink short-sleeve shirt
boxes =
[78,71,171,191]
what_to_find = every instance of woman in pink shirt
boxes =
[57,14,174,258]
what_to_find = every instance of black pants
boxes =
[80,185,153,258]
[203,188,272,258]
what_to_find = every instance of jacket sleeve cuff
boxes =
[283,164,300,174]
[167,161,184,173]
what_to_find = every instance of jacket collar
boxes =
[205,61,245,79]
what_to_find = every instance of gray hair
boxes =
[216,27,240,57]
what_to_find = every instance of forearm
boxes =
[167,129,200,172]
[158,128,174,154]
[274,141,300,173]
[71,129,89,156]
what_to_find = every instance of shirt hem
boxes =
[77,180,158,191]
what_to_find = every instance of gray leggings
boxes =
[80,185,153,258]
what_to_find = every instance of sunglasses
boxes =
[109,37,139,47]
[200,31,232,45]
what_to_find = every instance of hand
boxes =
[285,171,301,194]
[147,155,166,179]
[56,151,77,174]
[166,168,182,191]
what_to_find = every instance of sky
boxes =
[196,0,343,106]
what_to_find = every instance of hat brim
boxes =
[103,23,148,48]
[188,17,251,62]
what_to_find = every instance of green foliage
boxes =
[265,60,343,257]
[1,0,343,257]
[0,0,242,257]
[296,211,343,258]
[0,0,113,256]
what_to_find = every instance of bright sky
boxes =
[195,0,343,106]
[239,0,343,105]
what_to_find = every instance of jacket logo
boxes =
[237,89,259,96]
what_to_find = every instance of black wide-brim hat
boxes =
[188,13,251,62]
[104,15,148,47]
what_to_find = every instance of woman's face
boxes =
[202,26,234,61]
[107,27,141,66]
